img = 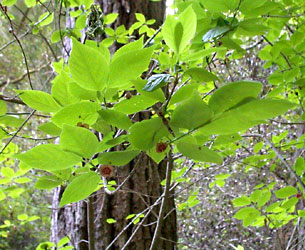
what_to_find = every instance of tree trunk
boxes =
[50,1,177,249]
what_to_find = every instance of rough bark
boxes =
[51,1,177,249]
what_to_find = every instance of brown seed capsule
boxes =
[77,122,89,129]
[125,91,132,99]
[99,165,114,177]
[156,142,168,153]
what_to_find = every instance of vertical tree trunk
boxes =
[50,1,177,249]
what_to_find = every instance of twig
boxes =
[0,94,25,105]
[262,35,292,69]
[144,24,163,48]
[243,133,305,191]
[87,196,95,250]
[0,29,30,51]
[0,110,36,154]
[149,150,173,250]
[0,4,34,90]
[0,63,50,88]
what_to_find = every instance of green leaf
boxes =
[60,125,99,158]
[176,142,222,164]
[129,118,169,151]
[34,176,62,190]
[104,13,119,25]
[0,100,7,115]
[0,190,6,201]
[233,207,260,220]
[143,74,171,92]
[69,38,109,91]
[108,46,154,88]
[51,70,79,106]
[233,196,251,207]
[275,186,297,199]
[176,6,197,54]
[111,39,143,61]
[240,0,266,14]
[58,236,70,247]
[202,26,230,43]
[171,92,212,130]
[1,167,14,178]
[0,116,24,127]
[114,95,157,114]
[203,0,239,12]
[38,122,61,136]
[24,0,36,7]
[237,19,268,36]
[59,172,100,207]
[98,109,132,130]
[98,150,140,166]
[198,99,296,135]
[16,144,81,171]
[169,83,199,105]
[68,82,97,100]
[185,68,219,82]
[162,6,196,54]
[15,90,61,113]
[2,0,17,6]
[51,101,101,128]
[14,177,32,184]
[38,13,54,27]
[134,79,165,102]
[281,197,298,209]
[106,218,116,224]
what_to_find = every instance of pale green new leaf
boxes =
[129,118,169,151]
[69,38,109,91]
[16,144,81,171]
[38,122,61,136]
[275,186,297,199]
[134,79,165,102]
[171,92,212,130]
[0,100,7,116]
[198,99,295,135]
[176,142,222,164]
[208,81,262,114]
[233,207,260,220]
[51,70,79,106]
[99,109,132,130]
[34,176,62,190]
[52,101,101,127]
[185,68,219,82]
[203,0,239,12]
[98,150,140,166]
[59,172,100,207]
[108,46,153,88]
[114,95,157,114]
[202,26,230,43]
[15,90,61,113]
[162,6,196,54]
[60,125,99,158]
[233,196,251,207]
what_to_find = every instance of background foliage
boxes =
[1,0,305,249]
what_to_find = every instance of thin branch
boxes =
[0,94,25,105]
[262,35,292,69]
[243,133,305,191]
[0,4,34,90]
[0,29,30,51]
[144,24,163,48]
[0,110,36,154]
[150,151,173,250]
[262,13,305,18]
[0,63,51,88]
